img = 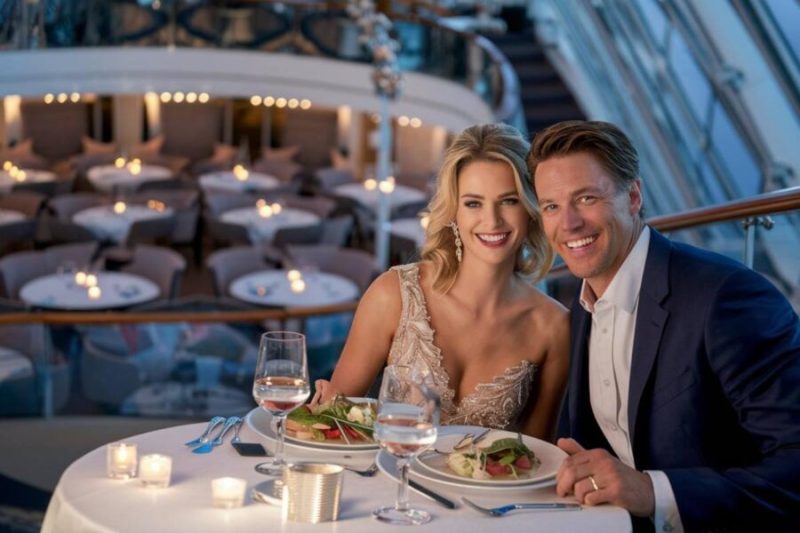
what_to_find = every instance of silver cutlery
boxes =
[184,416,225,447]
[409,479,456,509]
[343,462,379,477]
[461,497,582,516]
[192,416,241,454]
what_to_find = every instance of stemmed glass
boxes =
[373,365,440,525]
[252,331,310,476]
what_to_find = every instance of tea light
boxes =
[287,269,302,282]
[85,273,98,287]
[87,286,102,300]
[258,204,273,218]
[114,157,126,168]
[290,279,306,293]
[140,454,172,488]
[211,477,247,509]
[113,201,127,214]
[74,270,87,286]
[378,178,395,194]
[271,202,282,215]
[363,178,377,191]
[233,164,249,181]
[128,162,142,175]
[14,170,26,182]
[256,198,266,208]
[106,443,137,479]
[2,161,11,171]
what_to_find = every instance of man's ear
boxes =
[628,179,643,216]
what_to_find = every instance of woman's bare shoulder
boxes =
[525,289,570,343]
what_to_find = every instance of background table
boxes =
[73,204,174,243]
[41,421,630,533]
[390,218,426,248]
[87,164,173,192]
[334,183,427,211]
[0,208,25,226]
[0,168,55,194]
[220,207,320,244]
[20,272,160,310]
[199,171,279,193]
[229,270,359,307]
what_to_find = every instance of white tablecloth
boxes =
[221,207,320,244]
[334,183,427,211]
[87,164,173,192]
[0,208,25,225]
[41,421,630,533]
[229,270,359,307]
[20,272,160,310]
[0,168,55,194]
[73,204,173,243]
[199,171,280,193]
[390,218,426,248]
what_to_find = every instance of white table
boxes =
[229,270,359,307]
[199,171,280,193]
[0,208,25,226]
[87,164,173,193]
[20,272,160,310]
[334,183,427,211]
[41,420,630,533]
[0,168,56,194]
[220,207,320,244]
[73,204,174,243]
[390,218,426,248]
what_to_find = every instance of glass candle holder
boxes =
[211,477,247,509]
[139,454,172,488]
[106,443,137,479]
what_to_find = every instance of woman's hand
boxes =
[310,379,338,406]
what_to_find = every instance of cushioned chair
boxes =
[206,245,277,297]
[284,195,336,218]
[319,215,355,247]
[48,193,107,221]
[285,244,378,292]
[0,220,36,254]
[118,245,187,300]
[46,219,99,245]
[203,191,261,218]
[124,214,178,248]
[79,336,146,407]
[0,191,47,217]
[205,215,252,248]
[42,242,99,272]
[0,250,50,300]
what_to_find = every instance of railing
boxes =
[0,0,523,126]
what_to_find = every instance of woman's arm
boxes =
[312,270,402,404]
[521,303,570,441]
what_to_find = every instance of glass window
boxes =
[762,0,800,69]
[709,103,761,198]
[668,32,712,121]
[632,0,669,50]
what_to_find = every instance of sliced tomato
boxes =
[342,425,363,441]
[514,455,532,470]
[485,461,512,477]
[323,428,341,440]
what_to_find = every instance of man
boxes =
[528,120,800,532]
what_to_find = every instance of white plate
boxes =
[411,426,565,488]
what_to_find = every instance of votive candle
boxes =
[106,443,137,479]
[211,477,247,508]
[139,454,172,488]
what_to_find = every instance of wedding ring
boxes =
[589,475,599,492]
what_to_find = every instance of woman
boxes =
[313,124,569,440]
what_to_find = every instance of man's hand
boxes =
[555,438,655,517]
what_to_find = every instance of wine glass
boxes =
[373,365,440,525]
[252,331,310,476]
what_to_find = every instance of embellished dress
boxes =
[387,263,537,430]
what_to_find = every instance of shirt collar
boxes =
[579,226,650,314]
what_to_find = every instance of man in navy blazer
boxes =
[528,120,800,532]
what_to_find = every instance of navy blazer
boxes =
[560,229,800,531]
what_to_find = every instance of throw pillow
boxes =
[81,136,117,155]
[0,138,50,169]
[261,145,299,162]
[130,135,164,160]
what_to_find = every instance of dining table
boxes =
[229,269,360,308]
[0,207,25,226]
[19,271,160,310]
[40,415,631,533]
[73,203,174,243]
[334,182,428,212]
[199,170,280,194]
[390,217,426,248]
[87,164,173,193]
[220,207,320,244]
[0,167,56,194]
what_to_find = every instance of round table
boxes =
[334,182,427,211]
[87,164,173,193]
[0,168,55,194]
[0,208,25,226]
[229,270,359,307]
[199,171,280,193]
[41,421,631,533]
[390,218,426,248]
[73,204,174,243]
[220,207,320,244]
[20,272,160,310]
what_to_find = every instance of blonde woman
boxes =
[313,124,569,440]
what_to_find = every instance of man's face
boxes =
[533,152,643,297]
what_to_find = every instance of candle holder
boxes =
[139,454,172,488]
[212,477,247,509]
[106,443,137,479]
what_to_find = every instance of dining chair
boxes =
[390,199,429,220]
[42,242,99,272]
[0,250,50,299]
[48,192,107,221]
[123,215,178,248]
[79,336,146,407]
[205,215,253,248]
[0,191,47,217]
[283,195,337,218]
[206,245,277,297]
[45,219,99,245]
[285,244,378,292]
[119,245,187,300]
[0,220,37,254]
[319,215,354,247]
[203,191,261,218]
[273,223,323,249]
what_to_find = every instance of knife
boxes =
[408,479,456,509]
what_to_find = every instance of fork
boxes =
[432,428,492,454]
[462,497,581,516]
[192,416,241,454]
[184,416,225,447]
[343,462,379,477]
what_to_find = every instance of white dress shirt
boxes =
[579,227,683,533]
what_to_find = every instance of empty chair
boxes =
[0,250,50,299]
[79,335,146,407]
[205,215,252,247]
[319,215,354,247]
[206,245,276,297]
[286,244,378,292]
[391,199,429,220]
[48,192,107,221]
[135,189,200,246]
[46,218,98,244]
[43,241,99,272]
[124,215,177,248]
[284,195,336,218]
[273,223,323,248]
[119,245,186,300]
[0,191,47,217]
[0,219,36,253]
[314,167,355,190]
[203,191,261,218]
[11,180,60,197]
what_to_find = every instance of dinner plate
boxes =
[410,426,565,488]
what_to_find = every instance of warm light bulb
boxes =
[379,179,395,193]
[70,92,80,102]
[75,271,87,286]
[364,178,377,191]
[57,93,68,103]
[88,286,102,299]
[258,205,273,218]
[198,93,210,103]
[15,170,27,182]
[290,279,306,293]
[263,96,275,107]
[288,98,299,109]
[410,117,422,128]
[270,203,282,215]
[2,161,11,171]
[160,92,171,103]
[300,99,311,110]
[250,95,262,106]
[85,274,98,287]
[233,164,249,181]
[398,115,410,127]
[287,269,301,282]
[114,157,126,168]
[113,201,127,214]
[43,93,54,104]
[186,92,197,103]
[275,97,287,108]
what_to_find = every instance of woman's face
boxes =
[455,159,531,268]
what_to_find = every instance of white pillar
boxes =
[112,94,144,152]
[375,95,393,271]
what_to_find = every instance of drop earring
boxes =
[449,222,463,263]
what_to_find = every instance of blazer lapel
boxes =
[628,230,670,447]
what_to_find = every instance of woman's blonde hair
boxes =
[421,123,553,293]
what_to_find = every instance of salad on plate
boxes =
[286,395,376,444]
[446,433,540,480]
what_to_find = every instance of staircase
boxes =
[487,27,585,136]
